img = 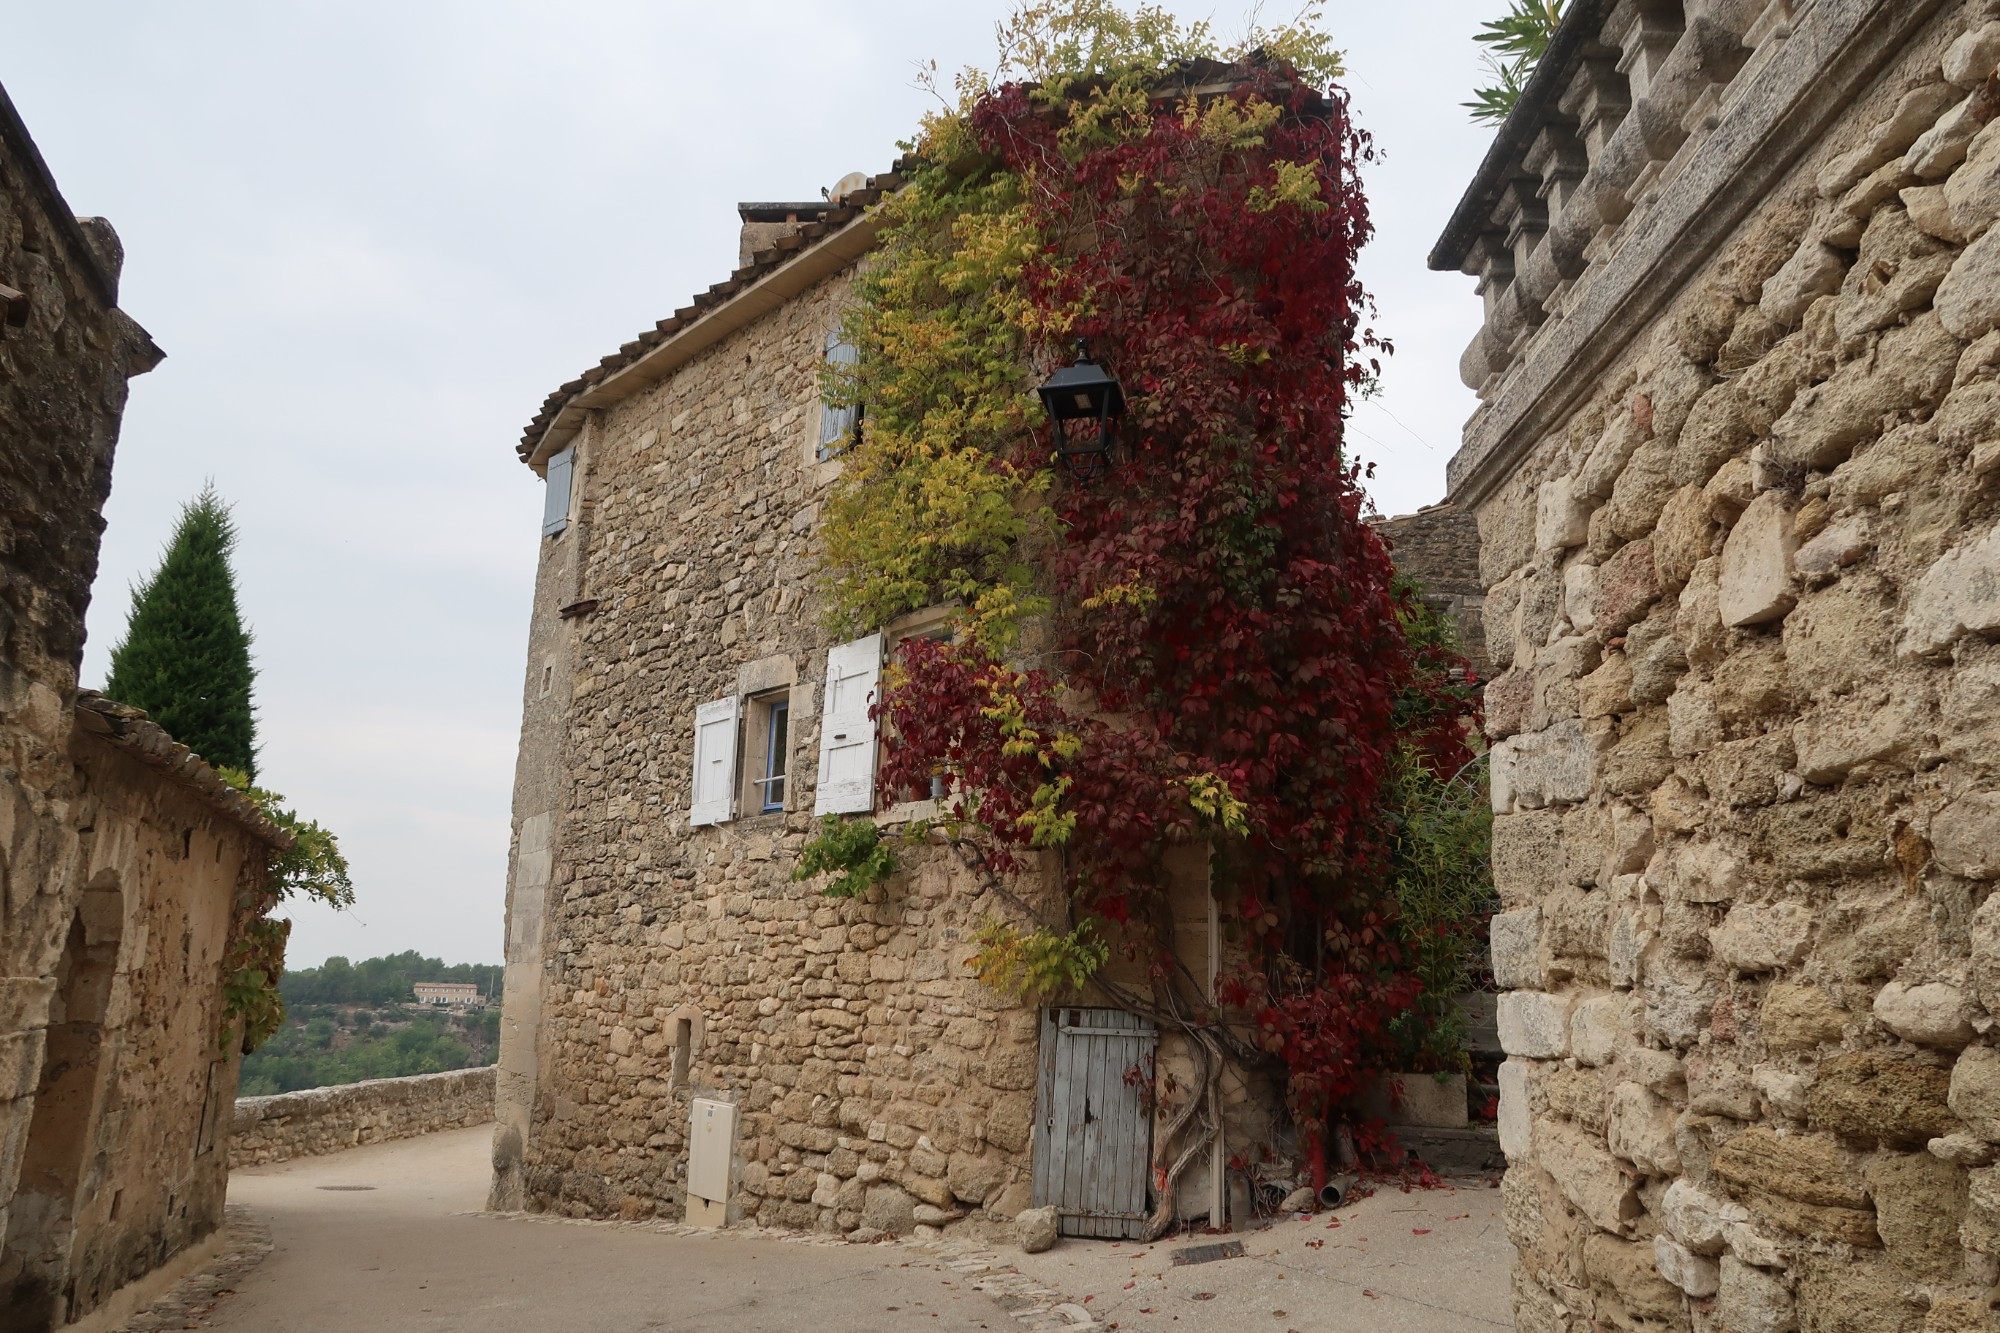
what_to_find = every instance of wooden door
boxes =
[1032,1007,1156,1239]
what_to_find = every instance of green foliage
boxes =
[1466,0,1564,125]
[969,917,1111,1000]
[104,485,259,779]
[238,1006,495,1097]
[792,815,899,899]
[1384,750,1495,1072]
[279,951,503,1008]
[217,770,357,1050]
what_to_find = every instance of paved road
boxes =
[213,1128,1054,1332]
[200,1126,1510,1332]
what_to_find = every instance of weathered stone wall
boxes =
[0,85,284,1332]
[232,1067,497,1168]
[1446,3,2000,1329]
[1375,501,1490,672]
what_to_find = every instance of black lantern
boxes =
[1035,341,1126,481]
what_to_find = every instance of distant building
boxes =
[413,983,484,1008]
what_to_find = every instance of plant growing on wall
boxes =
[808,0,1478,1227]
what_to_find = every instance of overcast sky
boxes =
[5,2,1495,968]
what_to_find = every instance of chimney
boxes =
[736,201,834,268]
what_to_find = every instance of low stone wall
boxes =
[229,1066,495,1168]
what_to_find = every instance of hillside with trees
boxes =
[237,952,504,1095]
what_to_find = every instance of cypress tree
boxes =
[103,485,258,778]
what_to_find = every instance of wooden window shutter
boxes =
[689,696,742,826]
[813,633,882,815]
[542,447,575,536]
[818,332,861,458]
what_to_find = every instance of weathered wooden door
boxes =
[1032,1007,1156,1238]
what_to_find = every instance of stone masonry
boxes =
[0,80,289,1331]
[1435,2,2000,1329]
[231,1067,496,1168]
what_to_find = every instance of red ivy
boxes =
[875,62,1475,1130]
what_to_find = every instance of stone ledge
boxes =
[230,1066,495,1168]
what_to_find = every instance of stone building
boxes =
[1374,501,1492,673]
[487,161,1338,1239]
[1433,0,2000,1328]
[0,82,291,1330]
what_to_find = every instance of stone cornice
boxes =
[1446,0,1952,508]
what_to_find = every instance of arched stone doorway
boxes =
[0,879,123,1331]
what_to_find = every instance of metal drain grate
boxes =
[315,1185,376,1191]
[1170,1240,1245,1266]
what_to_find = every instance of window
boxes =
[814,634,882,815]
[755,699,789,812]
[817,331,862,462]
[542,446,575,536]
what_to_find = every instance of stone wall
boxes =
[231,1067,497,1168]
[1438,2,2000,1329]
[1375,501,1490,672]
[0,83,286,1333]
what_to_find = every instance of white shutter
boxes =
[689,696,741,827]
[814,633,882,815]
[542,447,575,536]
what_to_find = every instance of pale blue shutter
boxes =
[818,333,861,460]
[542,447,575,536]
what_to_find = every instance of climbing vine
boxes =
[218,768,355,1051]
[809,1,1478,1201]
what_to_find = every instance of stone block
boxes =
[1604,442,1677,542]
[1906,183,1968,244]
[1906,92,1987,179]
[1583,1233,1684,1326]
[1792,691,1925,784]
[1606,1080,1680,1175]
[1865,1151,1966,1281]
[1660,1177,1748,1255]
[1713,1126,1878,1245]
[1769,317,1957,471]
[1485,669,1532,740]
[1563,559,1599,634]
[1873,981,1975,1049]
[1667,840,1746,905]
[1492,811,1565,906]
[1796,1254,1921,1333]
[1491,718,1604,812]
[1697,730,1794,808]
[1536,1117,1639,1233]
[1810,1049,1954,1146]
[1497,1059,1532,1162]
[1717,1256,1795,1333]
[1950,1045,2000,1141]
[1653,486,1712,595]
[947,1151,1005,1205]
[1015,1205,1058,1253]
[1653,1234,1720,1298]
[1490,907,1543,989]
[1934,791,2000,879]
[861,1184,916,1235]
[1545,885,1610,965]
[1819,84,1958,196]
[1720,492,1797,628]
[1710,901,1811,974]
[1497,991,1575,1059]
[1579,652,1634,719]
[1571,993,1630,1067]
[1598,538,1661,635]
[1941,223,2000,343]
[1946,23,2000,89]
[1536,476,1590,553]
[1761,239,1846,326]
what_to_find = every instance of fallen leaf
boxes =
[1123,1281,1136,1289]
[1363,1289,1379,1300]
[1306,1239,1325,1249]
[1446,1213,1469,1221]
[1193,1293,1216,1301]
[1273,1312,1287,1319]
[1413,1228,1431,1235]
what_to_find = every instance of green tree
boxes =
[1466,0,1564,126]
[104,485,258,777]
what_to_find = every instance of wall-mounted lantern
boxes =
[1034,340,1126,481]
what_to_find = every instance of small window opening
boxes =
[818,331,862,462]
[671,1016,693,1088]
[756,700,790,812]
[540,663,554,697]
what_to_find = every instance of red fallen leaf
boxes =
[1363,1290,1380,1300]
[1193,1293,1216,1301]
[1123,1281,1136,1289]
[1412,1228,1431,1235]
[1140,1309,1155,1315]
[1325,1220,1340,1229]
[1083,1296,1095,1303]
[1446,1214,1469,1221]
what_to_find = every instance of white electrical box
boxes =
[688,1097,737,1205]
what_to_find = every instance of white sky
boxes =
[4,2,1495,968]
